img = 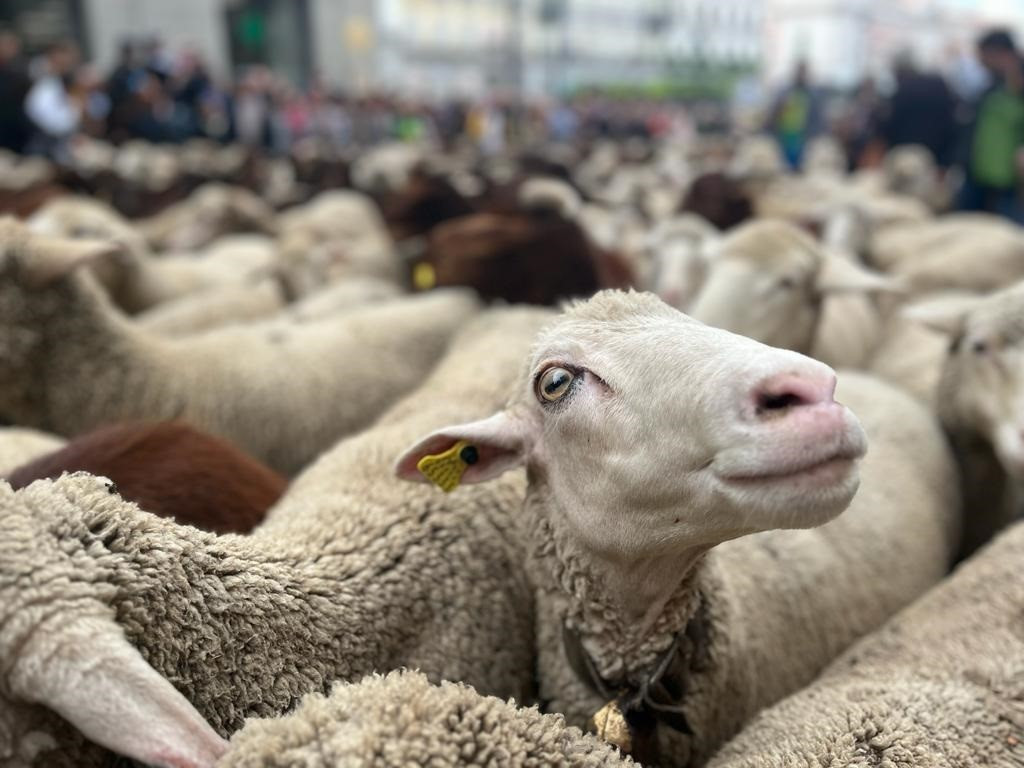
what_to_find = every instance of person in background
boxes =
[957,28,1024,223]
[24,39,82,161]
[878,53,956,167]
[765,60,823,169]
[0,31,32,153]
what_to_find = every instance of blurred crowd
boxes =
[765,27,1024,222]
[5,24,1024,223]
[0,32,694,165]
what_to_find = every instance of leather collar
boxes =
[561,593,710,764]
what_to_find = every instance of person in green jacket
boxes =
[958,29,1024,223]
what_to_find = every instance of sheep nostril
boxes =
[758,392,806,412]
[751,371,837,418]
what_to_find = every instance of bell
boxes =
[591,699,632,754]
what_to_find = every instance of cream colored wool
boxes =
[0,220,478,474]
[135,277,403,337]
[135,278,288,336]
[218,670,632,768]
[0,307,553,766]
[530,371,959,767]
[27,198,278,313]
[0,427,64,476]
[138,183,279,251]
[871,213,1024,293]
[708,520,1024,768]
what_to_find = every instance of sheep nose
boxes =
[750,370,837,419]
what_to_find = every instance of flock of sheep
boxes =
[1,130,1024,768]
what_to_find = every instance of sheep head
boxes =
[689,219,901,354]
[397,290,866,612]
[912,283,1024,479]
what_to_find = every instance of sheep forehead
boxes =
[717,220,820,271]
[966,284,1024,344]
[530,291,701,373]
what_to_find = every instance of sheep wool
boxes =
[219,670,633,768]
[0,218,479,474]
[0,306,553,766]
[0,427,65,476]
[708,520,1024,768]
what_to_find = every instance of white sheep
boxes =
[397,290,958,766]
[0,219,478,474]
[688,219,900,369]
[902,280,1024,554]
[707,519,1024,768]
[871,213,1024,293]
[27,198,277,313]
[137,183,279,251]
[0,306,552,767]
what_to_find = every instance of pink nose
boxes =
[751,370,837,418]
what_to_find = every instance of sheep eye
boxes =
[778,276,797,290]
[537,366,575,403]
[972,340,989,355]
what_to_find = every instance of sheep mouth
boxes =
[716,452,859,485]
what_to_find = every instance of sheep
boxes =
[135,278,288,336]
[0,427,64,476]
[276,189,400,293]
[135,277,404,337]
[902,281,1024,555]
[416,182,631,306]
[0,219,479,474]
[0,305,551,767]
[645,214,720,311]
[6,421,286,534]
[26,198,278,313]
[678,172,753,232]
[218,670,632,768]
[396,290,958,767]
[706,519,1024,768]
[870,213,1024,293]
[137,183,279,251]
[688,219,899,369]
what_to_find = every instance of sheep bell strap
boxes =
[417,441,479,492]
[562,620,700,764]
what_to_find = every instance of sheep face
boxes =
[934,284,1024,478]
[689,220,897,354]
[398,290,866,563]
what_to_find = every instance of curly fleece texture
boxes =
[219,670,633,768]
[0,307,553,766]
[708,519,1024,768]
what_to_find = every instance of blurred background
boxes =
[4,0,1024,222]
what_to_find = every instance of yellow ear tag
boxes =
[417,440,478,493]
[413,262,436,291]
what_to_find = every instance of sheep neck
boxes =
[525,486,710,687]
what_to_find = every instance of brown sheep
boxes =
[5,421,286,534]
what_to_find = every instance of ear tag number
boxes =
[417,440,478,492]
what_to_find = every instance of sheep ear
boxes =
[24,237,122,288]
[10,615,227,768]
[395,410,532,489]
[815,252,903,295]
[902,294,983,336]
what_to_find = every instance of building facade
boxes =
[10,0,761,97]
[762,0,1024,88]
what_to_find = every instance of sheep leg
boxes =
[7,614,226,768]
